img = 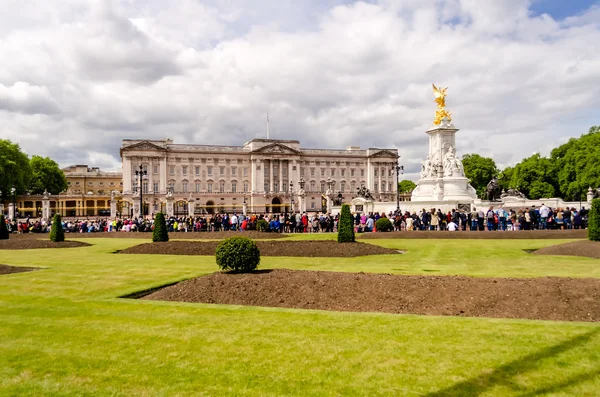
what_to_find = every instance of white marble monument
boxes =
[412,86,477,203]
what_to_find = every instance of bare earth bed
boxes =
[534,240,600,259]
[360,229,588,239]
[7,231,287,240]
[142,269,600,322]
[0,239,91,250]
[0,264,40,275]
[119,240,401,257]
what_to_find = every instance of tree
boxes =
[550,126,600,200]
[50,214,64,242]
[152,212,169,242]
[398,180,417,193]
[215,237,260,273]
[0,215,9,240]
[28,155,68,195]
[498,166,514,191]
[589,198,600,242]
[337,204,355,243]
[461,154,498,198]
[0,139,31,195]
[510,154,557,199]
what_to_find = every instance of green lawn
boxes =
[1,235,599,396]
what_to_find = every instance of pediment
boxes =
[122,141,165,152]
[368,149,398,158]
[251,143,301,155]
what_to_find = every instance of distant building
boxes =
[120,138,399,215]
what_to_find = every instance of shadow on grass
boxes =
[426,328,600,396]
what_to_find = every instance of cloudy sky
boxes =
[1,0,599,180]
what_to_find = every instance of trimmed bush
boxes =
[50,214,64,242]
[216,237,260,273]
[375,217,393,232]
[152,212,169,242]
[337,204,355,243]
[0,214,9,240]
[256,219,268,232]
[589,198,600,242]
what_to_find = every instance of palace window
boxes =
[331,168,335,176]
[310,181,315,191]
[311,202,315,209]
[274,182,279,192]
[183,182,188,193]
[143,182,149,194]
[182,166,188,176]
[207,183,213,193]
[232,182,237,193]
[340,182,345,192]
[168,182,175,192]
[374,169,378,177]
[219,166,225,176]
[110,182,115,186]
[341,169,345,177]
[300,168,305,177]
[320,182,325,193]
[219,182,225,192]
[207,166,213,176]
[351,182,355,191]
[374,182,378,192]
[232,167,237,176]
[243,167,248,177]
[389,182,393,192]
[153,182,159,193]
[195,182,201,193]
[283,167,287,177]
[361,169,365,177]
[195,166,200,176]
[243,182,248,192]
[351,169,355,177]
[321,168,325,177]
[169,166,175,175]
[264,182,269,192]
[153,165,158,174]
[310,168,315,177]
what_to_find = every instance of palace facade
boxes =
[121,138,400,215]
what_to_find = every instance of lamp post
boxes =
[290,181,294,213]
[395,164,404,214]
[134,165,147,219]
[11,186,16,220]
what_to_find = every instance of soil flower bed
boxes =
[5,231,288,240]
[119,240,401,257]
[0,240,91,250]
[142,269,600,322]
[533,240,600,259]
[0,264,40,275]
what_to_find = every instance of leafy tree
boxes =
[50,214,64,242]
[510,154,557,199]
[152,212,169,242]
[550,126,600,200]
[28,155,68,195]
[0,139,31,195]
[398,180,417,193]
[337,204,355,243]
[461,154,498,198]
[0,214,9,240]
[498,166,514,191]
[588,198,600,242]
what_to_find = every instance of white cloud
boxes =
[0,0,599,176]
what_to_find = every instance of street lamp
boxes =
[10,186,16,220]
[289,181,294,213]
[395,164,404,214]
[134,165,147,219]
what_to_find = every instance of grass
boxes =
[1,235,599,396]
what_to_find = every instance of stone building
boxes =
[8,165,123,218]
[120,138,399,216]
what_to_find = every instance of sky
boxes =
[1,0,599,181]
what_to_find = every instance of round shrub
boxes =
[337,203,355,242]
[256,219,268,232]
[50,214,64,242]
[375,217,393,232]
[152,212,169,242]
[216,237,260,273]
[589,198,600,242]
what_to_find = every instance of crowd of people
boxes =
[2,203,590,234]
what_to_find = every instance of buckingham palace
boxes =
[120,138,399,216]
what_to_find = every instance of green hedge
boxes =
[256,219,268,232]
[152,212,169,242]
[0,214,9,240]
[216,237,260,273]
[50,214,64,242]
[589,198,600,242]
[375,217,393,232]
[337,204,355,243]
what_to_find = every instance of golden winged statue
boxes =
[432,83,452,125]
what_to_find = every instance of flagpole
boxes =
[266,113,270,139]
